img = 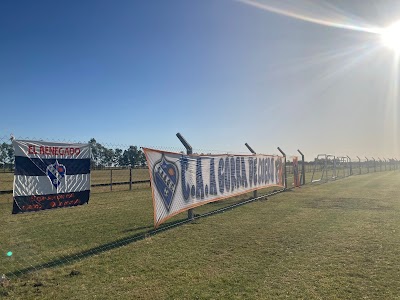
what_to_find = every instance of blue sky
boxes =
[1,0,400,159]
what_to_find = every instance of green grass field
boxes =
[1,170,400,299]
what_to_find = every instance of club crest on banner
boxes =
[153,155,179,211]
[46,160,66,189]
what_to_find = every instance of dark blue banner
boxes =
[12,190,90,214]
[14,156,90,176]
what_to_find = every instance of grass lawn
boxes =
[1,171,400,299]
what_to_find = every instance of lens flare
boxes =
[6,251,13,257]
[236,0,400,158]
[381,21,400,52]
[236,0,381,34]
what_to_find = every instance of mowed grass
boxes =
[0,172,13,191]
[1,171,400,299]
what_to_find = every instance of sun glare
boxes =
[381,20,400,52]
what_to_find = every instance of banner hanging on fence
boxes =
[12,140,91,214]
[143,148,284,227]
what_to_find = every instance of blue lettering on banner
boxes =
[262,158,266,184]
[230,157,236,191]
[271,157,275,183]
[196,157,204,199]
[173,153,280,207]
[249,157,253,188]
[144,148,288,228]
[191,185,196,197]
[253,157,258,186]
[225,157,230,192]
[263,158,267,184]
[275,158,281,184]
[180,155,190,201]
[241,157,248,188]
[261,158,267,184]
[235,157,241,189]
[209,158,217,196]
[218,158,224,194]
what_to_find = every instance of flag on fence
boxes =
[12,140,91,214]
[143,148,284,227]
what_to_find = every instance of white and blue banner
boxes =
[143,148,284,227]
[12,140,91,214]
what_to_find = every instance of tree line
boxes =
[89,138,146,168]
[0,139,146,170]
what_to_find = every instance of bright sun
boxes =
[381,20,400,52]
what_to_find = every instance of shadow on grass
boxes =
[6,188,285,278]
[121,225,154,233]
[6,218,187,278]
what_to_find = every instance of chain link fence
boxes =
[0,136,154,197]
[0,134,399,278]
[284,155,399,186]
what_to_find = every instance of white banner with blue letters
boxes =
[143,148,284,227]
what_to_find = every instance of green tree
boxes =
[89,138,99,168]
[89,138,108,168]
[138,151,147,167]
[89,139,145,168]
[120,146,141,167]
[0,142,14,170]
[100,147,115,167]
[114,148,123,166]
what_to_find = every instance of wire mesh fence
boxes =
[0,136,153,196]
[283,155,400,186]
[0,134,399,279]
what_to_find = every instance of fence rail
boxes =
[1,133,399,279]
[1,158,399,194]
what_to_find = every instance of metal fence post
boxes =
[365,157,369,173]
[347,156,352,176]
[372,157,376,172]
[277,147,287,189]
[176,133,194,220]
[297,149,305,186]
[356,156,361,174]
[245,143,257,198]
